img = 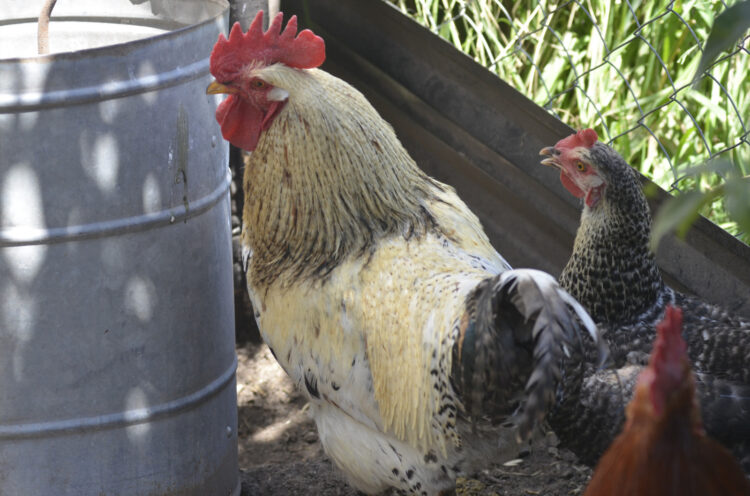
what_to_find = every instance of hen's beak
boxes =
[539,146,560,167]
[206,80,237,95]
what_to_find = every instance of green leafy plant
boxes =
[387,0,750,245]
[652,0,750,249]
[651,160,750,249]
[694,0,750,83]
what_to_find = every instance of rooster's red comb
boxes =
[210,11,325,82]
[554,128,599,151]
[649,305,687,414]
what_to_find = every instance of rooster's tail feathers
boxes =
[453,268,605,440]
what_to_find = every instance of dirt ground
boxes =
[235,338,593,496]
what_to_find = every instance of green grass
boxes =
[387,0,750,244]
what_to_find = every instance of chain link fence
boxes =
[388,0,749,237]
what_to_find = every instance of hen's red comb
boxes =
[210,11,325,82]
[649,305,687,414]
[555,128,599,151]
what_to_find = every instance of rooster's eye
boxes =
[251,79,267,89]
[577,161,586,172]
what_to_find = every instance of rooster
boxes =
[206,12,601,495]
[583,305,750,496]
[540,129,750,469]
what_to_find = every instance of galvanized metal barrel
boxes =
[0,1,238,494]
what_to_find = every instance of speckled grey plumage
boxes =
[550,141,750,470]
[558,143,669,326]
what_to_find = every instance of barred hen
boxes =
[540,129,750,469]
[583,306,750,496]
[206,12,600,495]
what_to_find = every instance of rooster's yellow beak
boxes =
[206,80,236,95]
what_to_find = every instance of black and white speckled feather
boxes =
[541,135,750,470]
[452,269,602,441]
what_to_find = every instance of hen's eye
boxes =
[577,161,586,172]
[251,79,267,89]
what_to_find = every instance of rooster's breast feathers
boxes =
[247,189,510,456]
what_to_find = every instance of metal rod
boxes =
[37,0,58,55]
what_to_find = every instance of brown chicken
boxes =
[583,305,750,496]
[206,11,602,495]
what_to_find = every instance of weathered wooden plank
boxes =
[281,0,750,316]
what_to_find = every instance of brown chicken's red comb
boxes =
[648,305,687,414]
[555,128,599,151]
[210,11,325,82]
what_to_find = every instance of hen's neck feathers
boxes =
[242,66,445,288]
[559,146,668,325]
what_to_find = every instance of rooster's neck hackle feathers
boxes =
[243,67,446,288]
[560,143,667,324]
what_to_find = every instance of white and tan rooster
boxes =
[207,12,600,495]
